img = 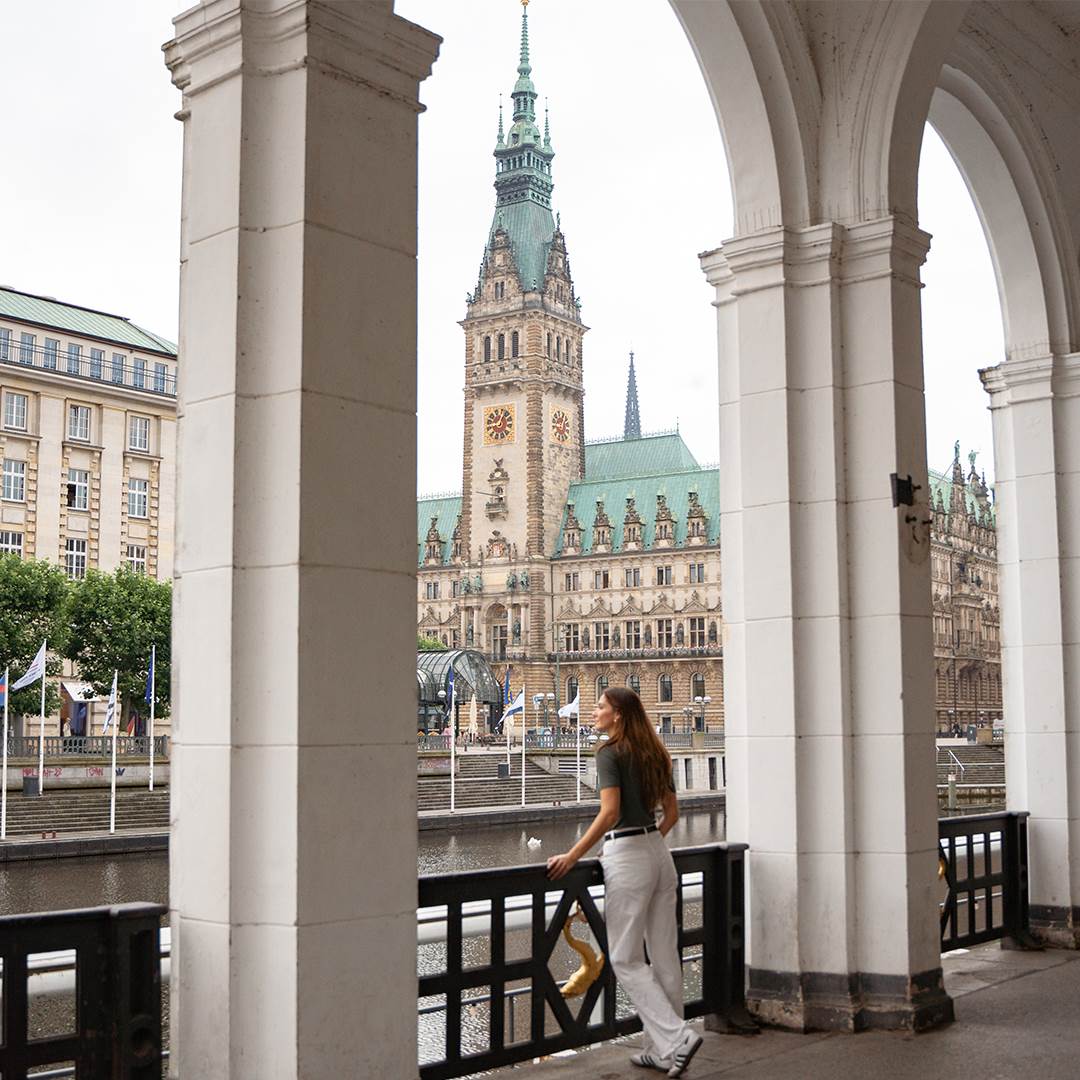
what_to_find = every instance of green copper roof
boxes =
[928,469,995,524]
[585,432,700,481]
[417,495,462,567]
[0,286,176,355]
[556,464,720,556]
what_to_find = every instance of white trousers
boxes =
[601,830,688,1058]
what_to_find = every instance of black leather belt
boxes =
[604,823,659,842]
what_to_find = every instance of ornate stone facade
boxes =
[930,443,1001,733]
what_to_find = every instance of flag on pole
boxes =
[501,690,525,723]
[103,671,118,735]
[0,670,6,708]
[503,667,511,709]
[12,641,46,691]
[447,666,455,715]
[558,693,580,719]
[145,649,155,706]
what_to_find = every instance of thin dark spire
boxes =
[624,351,642,440]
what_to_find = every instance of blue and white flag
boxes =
[144,647,155,706]
[501,690,525,721]
[447,666,455,714]
[12,641,46,692]
[503,668,511,708]
[102,671,118,735]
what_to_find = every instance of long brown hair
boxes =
[601,687,673,812]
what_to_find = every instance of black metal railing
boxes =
[702,733,726,749]
[417,842,748,1079]
[3,735,169,760]
[939,811,1030,952]
[0,902,165,1079]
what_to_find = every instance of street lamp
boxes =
[437,689,447,737]
[681,705,693,733]
[694,694,712,732]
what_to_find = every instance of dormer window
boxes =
[494,281,505,300]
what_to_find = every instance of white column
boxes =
[164,3,439,1076]
[982,355,1080,947]
[702,218,948,1031]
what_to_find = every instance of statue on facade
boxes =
[676,623,685,646]
[473,573,483,593]
[708,621,718,644]
[466,624,474,645]
[513,620,521,643]
[520,569,529,589]
[507,572,517,590]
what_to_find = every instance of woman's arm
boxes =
[546,787,620,880]
[658,789,679,837]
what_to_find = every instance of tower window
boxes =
[484,336,491,361]
[556,336,561,360]
[495,281,505,300]
[498,334,505,360]
[547,333,552,357]
[511,331,519,358]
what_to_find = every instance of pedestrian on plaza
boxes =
[546,687,702,1077]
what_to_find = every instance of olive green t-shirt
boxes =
[596,744,675,829]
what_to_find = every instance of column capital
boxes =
[981,352,1080,405]
[839,217,930,288]
[165,0,440,110]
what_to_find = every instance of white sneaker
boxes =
[666,1029,703,1077]
[630,1049,670,1071]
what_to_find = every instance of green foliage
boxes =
[0,555,69,717]
[417,633,448,651]
[65,568,171,722]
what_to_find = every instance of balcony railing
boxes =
[419,734,451,751]
[417,842,749,1079]
[3,735,169,760]
[661,733,693,748]
[0,339,177,397]
[548,645,721,663]
[939,811,1031,951]
[0,902,165,1079]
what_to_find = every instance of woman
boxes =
[547,687,703,1077]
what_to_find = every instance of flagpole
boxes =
[148,645,156,792]
[37,638,46,797]
[109,671,118,834]
[449,678,456,815]
[2,666,9,839]
[576,708,581,802]
[521,701,527,808]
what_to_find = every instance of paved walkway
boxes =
[519,943,1080,1079]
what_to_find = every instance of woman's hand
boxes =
[547,852,578,880]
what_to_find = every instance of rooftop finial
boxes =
[544,98,551,147]
[497,95,504,145]
[519,0,531,75]
[624,351,642,441]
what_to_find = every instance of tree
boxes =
[417,634,447,651]
[65,568,171,725]
[0,555,69,720]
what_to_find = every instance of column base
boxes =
[747,967,954,1033]
[1030,905,1080,949]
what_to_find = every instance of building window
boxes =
[511,330,519,357]
[689,562,705,584]
[596,674,609,696]
[563,571,579,591]
[547,333,552,357]
[18,333,34,364]
[89,348,104,380]
[129,415,150,452]
[65,538,87,580]
[492,623,508,660]
[43,338,59,369]
[494,281,505,300]
[0,328,9,361]
[497,334,505,360]
[691,673,706,699]
[1,460,25,502]
[684,759,693,789]
[656,565,673,586]
[68,404,91,441]
[67,343,82,375]
[133,357,146,388]
[659,674,673,703]
[624,567,641,587]
[562,623,580,652]
[625,620,641,649]
[567,676,579,703]
[67,468,89,511]
[656,619,673,649]
[627,673,640,694]
[153,363,167,393]
[112,353,125,383]
[593,622,610,650]
[593,569,609,589]
[424,580,440,600]
[4,392,28,431]
[690,616,706,648]
[128,477,149,519]
[127,544,147,574]
[0,530,23,557]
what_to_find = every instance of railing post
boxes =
[1001,812,1036,949]
[704,843,756,1034]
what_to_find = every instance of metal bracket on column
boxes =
[890,473,919,507]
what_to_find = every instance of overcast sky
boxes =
[0,1,1002,494]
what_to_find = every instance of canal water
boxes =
[0,807,726,915]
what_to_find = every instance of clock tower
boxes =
[459,1,586,660]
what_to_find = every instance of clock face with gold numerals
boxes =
[551,409,571,444]
[483,404,515,444]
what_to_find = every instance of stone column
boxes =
[982,355,1080,947]
[164,2,439,1076]
[702,218,949,1031]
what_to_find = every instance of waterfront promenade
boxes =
[520,942,1080,1079]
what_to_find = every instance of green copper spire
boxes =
[496,96,505,147]
[544,99,551,148]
